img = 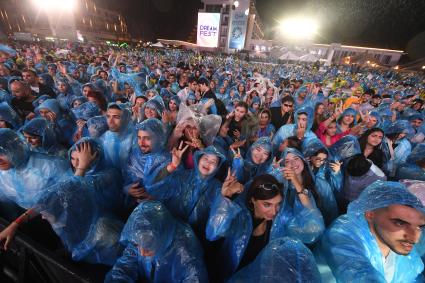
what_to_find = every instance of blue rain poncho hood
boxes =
[143,96,165,118]
[35,99,61,117]
[70,96,88,107]
[348,180,425,215]
[134,118,166,153]
[120,200,176,256]
[338,107,358,126]
[294,105,314,131]
[407,144,425,163]
[71,101,100,121]
[0,102,22,129]
[34,177,123,265]
[0,128,29,168]
[20,118,58,150]
[106,102,133,135]
[86,115,108,138]
[385,120,415,136]
[369,110,383,129]
[228,237,321,283]
[194,145,226,180]
[329,135,361,161]
[302,137,328,158]
[68,137,105,174]
[233,137,273,184]
[32,95,53,108]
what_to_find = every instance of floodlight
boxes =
[234,1,239,8]
[279,17,318,40]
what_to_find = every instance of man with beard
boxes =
[316,181,425,282]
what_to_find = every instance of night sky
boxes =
[100,0,425,60]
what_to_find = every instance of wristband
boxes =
[14,212,29,225]
[168,162,177,170]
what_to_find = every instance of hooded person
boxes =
[20,118,67,158]
[232,137,274,184]
[395,144,425,181]
[0,101,22,129]
[272,106,317,155]
[384,120,414,177]
[302,138,342,226]
[104,200,208,283]
[316,181,425,283]
[144,146,233,238]
[123,118,171,206]
[71,101,101,141]
[33,176,124,265]
[86,115,108,138]
[228,237,321,283]
[35,98,75,146]
[206,173,324,281]
[56,79,78,110]
[100,102,135,170]
[337,107,358,133]
[0,128,70,209]
[141,95,165,120]
[68,137,124,213]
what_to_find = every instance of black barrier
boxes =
[0,217,107,283]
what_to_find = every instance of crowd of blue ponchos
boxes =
[0,41,424,282]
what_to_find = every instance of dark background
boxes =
[101,0,425,60]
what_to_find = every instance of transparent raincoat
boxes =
[104,200,208,283]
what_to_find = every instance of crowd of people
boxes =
[0,40,424,282]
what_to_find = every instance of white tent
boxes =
[279,51,300,61]
[299,53,319,62]
[151,42,164,48]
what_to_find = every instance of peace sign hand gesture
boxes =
[221,168,244,198]
[272,157,283,169]
[171,141,189,168]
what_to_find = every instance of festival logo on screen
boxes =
[228,0,250,50]
[197,13,220,48]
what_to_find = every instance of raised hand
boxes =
[329,160,342,173]
[221,168,244,198]
[230,147,242,159]
[171,141,189,168]
[230,139,246,150]
[74,142,97,173]
[272,157,283,169]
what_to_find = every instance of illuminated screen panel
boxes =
[197,12,220,48]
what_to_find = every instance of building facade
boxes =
[0,0,130,42]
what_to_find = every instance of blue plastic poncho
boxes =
[86,115,108,138]
[228,237,321,283]
[0,129,70,208]
[395,144,425,181]
[206,172,324,280]
[272,106,316,154]
[105,200,208,283]
[337,108,358,133]
[302,138,342,225]
[0,101,22,129]
[123,118,171,198]
[101,103,135,170]
[68,138,124,213]
[56,79,78,110]
[145,146,226,236]
[35,98,75,146]
[71,101,100,121]
[329,135,361,161]
[316,181,425,283]
[20,118,67,158]
[34,177,123,265]
[232,137,273,184]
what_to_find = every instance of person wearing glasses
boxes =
[206,173,324,281]
[270,95,295,130]
[303,138,343,226]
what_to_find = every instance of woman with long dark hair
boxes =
[206,173,324,281]
[358,127,385,169]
